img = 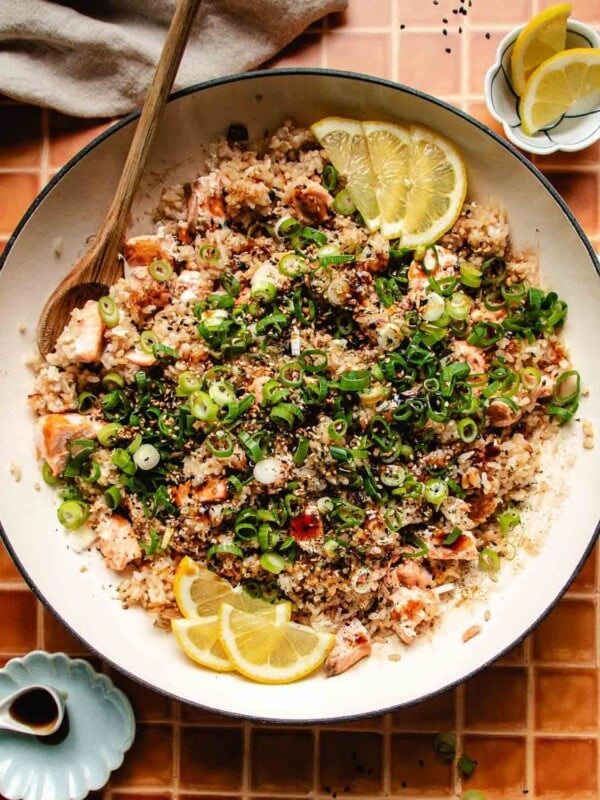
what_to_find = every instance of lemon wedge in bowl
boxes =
[510,3,571,95]
[397,125,467,248]
[218,604,335,684]
[173,556,291,619]
[172,602,292,673]
[310,116,381,231]
[519,47,600,135]
[362,121,411,240]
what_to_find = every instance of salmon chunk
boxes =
[173,478,228,507]
[292,181,332,223]
[124,235,174,267]
[97,515,141,571]
[187,174,227,228]
[175,269,212,304]
[325,619,372,677]
[390,587,440,645]
[51,300,105,365]
[125,348,157,367]
[35,413,102,476]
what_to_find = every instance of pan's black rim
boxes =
[0,67,598,725]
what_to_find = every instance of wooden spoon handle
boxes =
[84,0,201,286]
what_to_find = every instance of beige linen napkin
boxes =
[0,0,346,117]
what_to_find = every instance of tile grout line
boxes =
[525,634,536,798]
[173,700,181,800]
[390,0,399,84]
[382,712,392,797]
[313,725,321,799]
[242,719,251,800]
[455,681,465,798]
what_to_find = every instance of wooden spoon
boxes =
[37,0,201,358]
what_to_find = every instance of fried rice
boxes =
[29,120,582,671]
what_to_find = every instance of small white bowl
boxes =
[485,19,600,155]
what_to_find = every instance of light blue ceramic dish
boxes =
[485,19,600,155]
[0,652,135,800]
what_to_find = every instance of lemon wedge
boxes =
[510,3,572,96]
[398,125,467,248]
[519,47,600,135]
[310,116,381,231]
[218,604,335,684]
[173,602,291,672]
[172,616,234,671]
[362,121,411,240]
[173,556,291,620]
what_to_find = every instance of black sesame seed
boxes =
[459,26,463,33]
[485,32,491,39]
[443,17,448,23]
[400,23,406,29]
[445,47,452,53]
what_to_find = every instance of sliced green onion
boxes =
[339,369,371,392]
[97,422,122,447]
[459,260,482,289]
[206,430,235,458]
[260,552,286,574]
[122,433,141,457]
[198,244,221,262]
[42,461,61,486]
[375,277,396,308]
[380,464,406,488]
[433,732,456,763]
[377,322,403,351]
[325,277,350,306]
[177,371,202,396]
[442,527,462,546]
[133,443,160,470]
[102,372,125,390]
[498,508,521,537]
[189,390,218,422]
[323,164,338,192]
[328,419,348,441]
[153,343,179,360]
[238,430,265,463]
[148,259,173,282]
[384,507,403,531]
[80,460,101,483]
[293,436,310,466]
[467,321,503,348]
[112,448,136,475]
[333,188,356,216]
[424,478,448,507]
[457,755,478,779]
[104,486,122,509]
[520,366,542,392]
[317,497,334,514]
[250,282,277,303]
[208,380,237,407]
[139,330,159,355]
[207,543,244,560]
[302,226,328,246]
[278,252,308,278]
[479,547,501,573]
[552,370,580,406]
[275,217,301,238]
[279,361,304,387]
[77,391,96,412]
[270,402,304,428]
[299,349,328,374]
[57,500,89,530]
[403,533,429,558]
[457,417,478,443]
[98,296,119,327]
[446,291,472,320]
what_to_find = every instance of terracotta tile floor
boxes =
[0,0,599,798]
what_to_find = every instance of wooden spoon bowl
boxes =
[37,0,201,358]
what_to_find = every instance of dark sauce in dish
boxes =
[9,688,59,729]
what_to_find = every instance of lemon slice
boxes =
[173,601,291,672]
[398,126,467,248]
[172,616,234,671]
[362,121,411,240]
[174,556,291,620]
[218,604,335,684]
[311,117,381,231]
[510,3,571,96]
[519,47,600,135]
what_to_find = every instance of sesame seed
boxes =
[485,32,491,40]
[445,47,452,53]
